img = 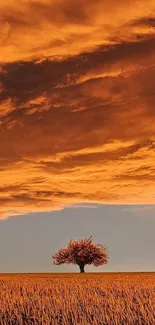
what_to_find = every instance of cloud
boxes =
[0,0,155,63]
[0,0,155,218]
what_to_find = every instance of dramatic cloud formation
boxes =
[0,0,155,218]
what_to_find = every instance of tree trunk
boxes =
[79,263,85,273]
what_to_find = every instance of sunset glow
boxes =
[0,0,155,218]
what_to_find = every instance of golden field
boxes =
[0,273,154,325]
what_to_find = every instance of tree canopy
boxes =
[52,236,109,272]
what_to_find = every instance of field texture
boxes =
[0,273,154,325]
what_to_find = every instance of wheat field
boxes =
[0,273,154,325]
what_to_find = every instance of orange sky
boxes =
[0,0,155,218]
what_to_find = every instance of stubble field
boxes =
[0,272,154,325]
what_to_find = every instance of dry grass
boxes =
[0,272,154,325]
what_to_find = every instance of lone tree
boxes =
[52,236,109,273]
